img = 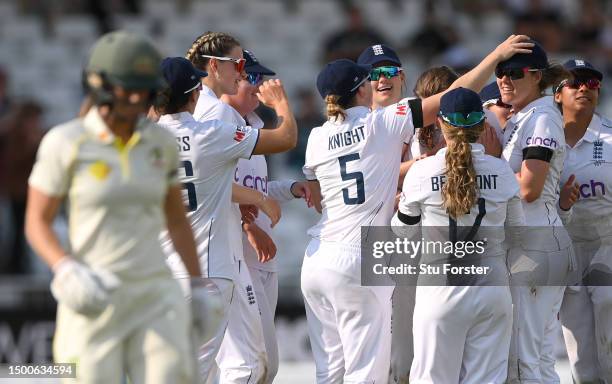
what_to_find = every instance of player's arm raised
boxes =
[252,79,298,154]
[421,35,534,127]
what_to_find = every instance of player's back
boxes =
[303,102,415,245]
[158,112,259,279]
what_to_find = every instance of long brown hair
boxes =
[413,66,458,149]
[185,32,241,71]
[440,121,484,219]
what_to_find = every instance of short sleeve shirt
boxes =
[29,107,180,280]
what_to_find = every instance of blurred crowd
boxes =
[1,0,612,275]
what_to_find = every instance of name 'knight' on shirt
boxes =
[328,125,366,150]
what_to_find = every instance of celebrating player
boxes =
[392,87,525,383]
[301,35,533,383]
[497,40,575,382]
[219,48,313,383]
[554,59,612,383]
[184,32,299,382]
[25,32,203,383]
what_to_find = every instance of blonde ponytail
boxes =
[441,122,484,219]
[325,95,347,122]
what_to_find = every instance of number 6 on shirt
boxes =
[180,160,197,212]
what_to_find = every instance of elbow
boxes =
[521,188,542,203]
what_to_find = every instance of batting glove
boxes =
[189,278,226,345]
[50,257,119,316]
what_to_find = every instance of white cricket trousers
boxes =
[54,275,196,384]
[389,285,416,384]
[410,286,513,384]
[507,245,574,383]
[560,237,612,383]
[301,239,393,384]
[216,261,267,384]
[248,267,279,384]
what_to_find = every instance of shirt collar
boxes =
[158,111,196,125]
[436,142,484,156]
[581,114,601,143]
[83,107,149,145]
[329,106,370,124]
[510,96,555,125]
[200,83,217,99]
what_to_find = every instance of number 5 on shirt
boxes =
[339,153,365,205]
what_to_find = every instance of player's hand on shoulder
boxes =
[559,174,580,211]
[291,181,314,208]
[493,34,534,62]
[243,222,277,263]
[256,79,289,108]
[256,194,281,227]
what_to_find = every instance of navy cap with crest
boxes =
[439,87,485,128]
[160,57,207,95]
[316,59,371,100]
[562,59,603,80]
[496,40,548,71]
[479,81,501,105]
[357,44,402,67]
[243,49,276,76]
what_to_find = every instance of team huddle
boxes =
[22,28,611,384]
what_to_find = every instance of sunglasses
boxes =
[246,73,264,85]
[200,54,246,73]
[370,66,402,81]
[557,78,601,91]
[495,67,540,80]
[439,111,486,127]
[184,82,202,94]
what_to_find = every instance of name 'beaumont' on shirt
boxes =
[328,125,366,150]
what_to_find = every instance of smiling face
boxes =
[221,77,262,116]
[370,62,404,109]
[496,69,542,112]
[554,75,600,116]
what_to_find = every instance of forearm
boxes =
[232,183,265,205]
[268,179,296,202]
[253,102,298,154]
[25,216,66,269]
[452,51,500,93]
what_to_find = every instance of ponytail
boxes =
[325,94,347,122]
[440,122,484,219]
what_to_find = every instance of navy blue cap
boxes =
[563,59,603,80]
[357,44,402,67]
[479,81,501,104]
[496,40,548,71]
[243,49,275,76]
[316,59,371,99]
[440,87,484,124]
[160,57,207,94]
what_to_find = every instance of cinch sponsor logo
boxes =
[526,136,558,148]
[579,179,606,198]
[234,169,267,193]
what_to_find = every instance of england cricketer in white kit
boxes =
[554,60,612,383]
[393,88,525,384]
[497,41,576,383]
[220,49,313,384]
